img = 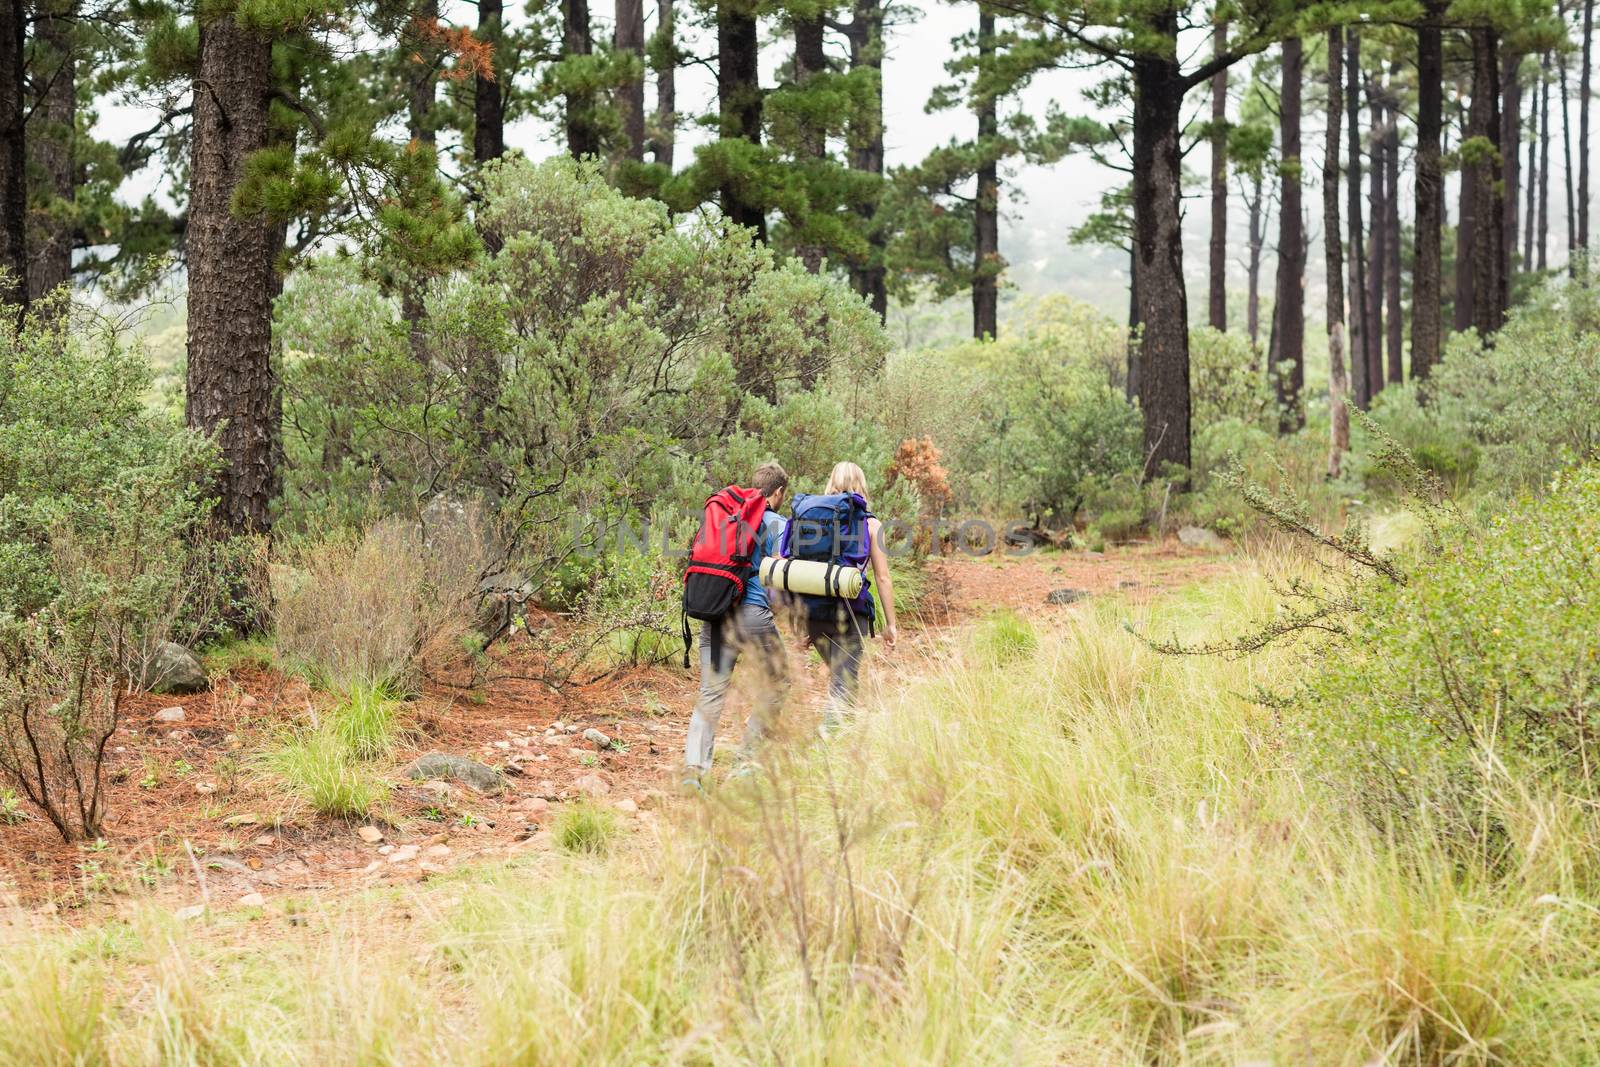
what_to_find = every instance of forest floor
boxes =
[0,539,1241,917]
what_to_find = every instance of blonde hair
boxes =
[825,461,869,501]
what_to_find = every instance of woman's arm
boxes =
[867,517,898,647]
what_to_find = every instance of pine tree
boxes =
[1272,36,1305,434]
[1208,18,1228,332]
[1412,0,1446,379]
[0,0,25,311]
[1325,26,1350,476]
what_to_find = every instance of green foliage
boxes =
[1297,464,1600,845]
[554,801,621,855]
[969,609,1037,666]
[277,157,887,630]
[878,297,1139,522]
[265,727,390,820]
[1373,279,1600,495]
[0,306,217,841]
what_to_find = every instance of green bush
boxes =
[554,802,621,855]
[265,728,390,820]
[969,610,1038,666]
[0,305,216,841]
[1297,464,1600,842]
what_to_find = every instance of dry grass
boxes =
[4,570,1600,1064]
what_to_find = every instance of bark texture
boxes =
[615,0,647,162]
[1324,28,1349,477]
[474,0,505,162]
[842,0,886,321]
[27,0,75,302]
[187,14,279,534]
[972,7,1000,340]
[1131,38,1191,479]
[1468,28,1505,336]
[717,0,766,241]
[1207,20,1227,332]
[651,0,675,167]
[0,0,26,311]
[1272,36,1305,433]
[1383,103,1402,383]
[1412,5,1444,379]
[564,0,598,158]
[1346,31,1368,407]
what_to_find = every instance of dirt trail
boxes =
[0,540,1239,915]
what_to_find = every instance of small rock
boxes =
[551,721,565,731]
[421,780,452,795]
[175,904,206,921]
[357,826,384,844]
[141,642,209,695]
[513,737,529,748]
[493,740,511,751]
[253,834,275,846]
[238,892,266,908]
[1045,588,1088,606]
[418,861,448,876]
[193,781,217,795]
[574,773,611,797]
[425,844,452,858]
[562,724,581,734]
[154,706,186,723]
[223,812,259,828]
[378,844,395,855]
[519,797,551,818]
[616,798,638,815]
[1117,579,1140,589]
[404,752,506,795]
[1177,525,1226,551]
[387,844,420,864]
[582,727,612,748]
[239,694,258,708]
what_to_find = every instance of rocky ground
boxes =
[0,538,1238,918]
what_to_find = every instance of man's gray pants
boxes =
[684,603,790,773]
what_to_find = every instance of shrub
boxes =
[969,610,1038,666]
[332,683,406,761]
[272,516,486,694]
[265,728,390,820]
[554,801,621,854]
[1297,463,1600,840]
[0,306,214,841]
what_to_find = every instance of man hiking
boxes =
[681,462,791,785]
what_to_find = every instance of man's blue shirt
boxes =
[743,509,786,610]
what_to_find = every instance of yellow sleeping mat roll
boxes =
[758,556,864,599]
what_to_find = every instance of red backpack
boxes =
[681,486,770,666]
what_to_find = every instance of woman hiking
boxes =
[782,461,898,726]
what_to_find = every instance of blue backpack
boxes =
[779,492,876,633]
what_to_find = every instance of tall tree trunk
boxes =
[1346,31,1368,407]
[0,0,27,311]
[1325,28,1349,476]
[650,0,675,167]
[409,0,438,146]
[1455,97,1478,332]
[1207,20,1228,331]
[188,14,277,534]
[1502,48,1522,292]
[615,0,647,162]
[26,0,75,303]
[1469,28,1505,336]
[1246,169,1265,348]
[1273,36,1305,433]
[843,0,887,322]
[717,0,766,241]
[1126,241,1139,401]
[1384,101,1403,383]
[1368,85,1387,396]
[1413,4,1444,380]
[1539,52,1551,271]
[972,6,1000,340]
[474,0,505,162]
[1582,0,1593,253]
[1563,40,1577,274]
[1132,43,1192,479]
[1525,61,1538,269]
[794,13,828,275]
[564,0,598,158]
